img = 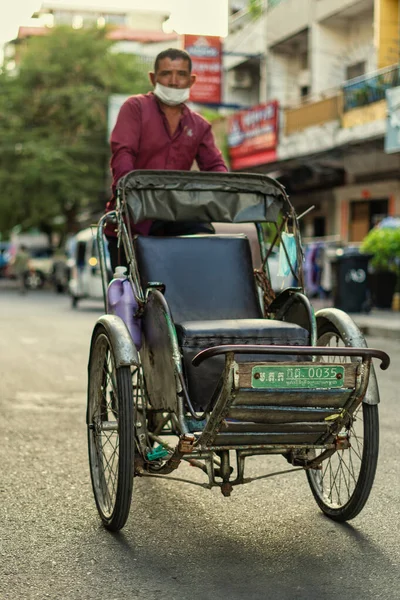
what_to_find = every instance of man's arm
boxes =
[196,124,228,172]
[110,98,141,190]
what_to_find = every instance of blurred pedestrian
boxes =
[13,245,30,294]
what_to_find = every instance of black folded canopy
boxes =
[118,170,289,224]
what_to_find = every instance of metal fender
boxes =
[315,307,380,405]
[90,314,139,369]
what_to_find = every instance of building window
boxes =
[52,11,72,25]
[104,14,126,26]
[72,15,83,29]
[300,85,310,98]
[349,198,388,242]
[346,61,366,81]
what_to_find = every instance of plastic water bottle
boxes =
[107,266,142,349]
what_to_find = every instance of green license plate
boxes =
[251,365,345,389]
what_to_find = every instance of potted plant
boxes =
[360,226,400,309]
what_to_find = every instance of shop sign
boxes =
[227,101,279,170]
[183,35,222,105]
[385,86,400,153]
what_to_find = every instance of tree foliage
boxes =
[248,0,263,18]
[361,227,400,274]
[0,26,151,240]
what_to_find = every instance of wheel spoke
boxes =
[349,415,364,461]
[329,455,343,505]
[337,452,356,487]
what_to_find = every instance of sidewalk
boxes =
[312,298,400,340]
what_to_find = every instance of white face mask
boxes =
[153,82,190,106]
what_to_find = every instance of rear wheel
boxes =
[87,325,134,531]
[306,322,379,521]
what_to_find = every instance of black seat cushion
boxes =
[135,235,262,323]
[176,319,310,411]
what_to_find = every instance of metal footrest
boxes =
[196,358,360,450]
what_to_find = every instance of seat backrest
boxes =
[212,223,262,269]
[135,235,263,323]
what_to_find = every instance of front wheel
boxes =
[306,321,379,521]
[87,325,134,531]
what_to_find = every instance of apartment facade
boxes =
[225,0,400,242]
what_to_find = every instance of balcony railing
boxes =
[228,7,253,34]
[343,64,400,112]
[284,94,342,135]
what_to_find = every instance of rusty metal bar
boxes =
[192,344,390,370]
[202,444,334,451]
[196,353,238,448]
[96,212,111,311]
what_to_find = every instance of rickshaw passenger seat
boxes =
[135,235,310,411]
[176,319,309,411]
[135,235,263,323]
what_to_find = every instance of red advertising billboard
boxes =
[183,35,222,105]
[228,101,279,170]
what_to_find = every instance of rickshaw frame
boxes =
[87,170,390,530]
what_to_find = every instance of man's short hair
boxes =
[154,48,192,73]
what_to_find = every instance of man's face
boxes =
[150,57,196,89]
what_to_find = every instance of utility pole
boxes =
[259,0,269,103]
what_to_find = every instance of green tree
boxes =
[200,108,230,166]
[248,0,263,18]
[0,26,151,241]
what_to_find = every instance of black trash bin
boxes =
[331,249,372,313]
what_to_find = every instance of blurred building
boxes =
[3,1,179,69]
[224,0,400,243]
[224,0,268,107]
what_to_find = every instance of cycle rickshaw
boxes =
[87,170,390,531]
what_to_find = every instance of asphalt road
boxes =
[0,287,399,600]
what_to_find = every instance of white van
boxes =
[68,228,111,308]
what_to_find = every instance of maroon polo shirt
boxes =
[106,92,228,236]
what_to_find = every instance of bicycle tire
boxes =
[306,321,379,522]
[87,326,134,531]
